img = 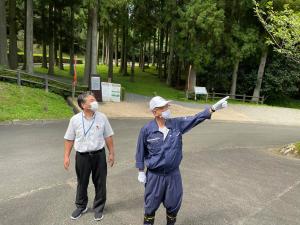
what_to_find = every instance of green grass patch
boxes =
[295,142,300,154]
[266,96,300,109]
[0,81,73,121]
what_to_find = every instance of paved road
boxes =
[0,119,300,225]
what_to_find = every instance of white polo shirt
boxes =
[64,111,114,153]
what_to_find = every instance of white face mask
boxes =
[161,109,171,119]
[89,101,99,112]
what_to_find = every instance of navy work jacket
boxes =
[135,108,211,174]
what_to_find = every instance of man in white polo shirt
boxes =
[64,91,115,221]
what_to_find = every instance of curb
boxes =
[0,119,69,126]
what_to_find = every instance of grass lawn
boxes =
[0,81,73,121]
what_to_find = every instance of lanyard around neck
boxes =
[82,112,96,136]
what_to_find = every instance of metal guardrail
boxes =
[0,68,88,95]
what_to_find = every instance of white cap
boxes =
[149,96,171,111]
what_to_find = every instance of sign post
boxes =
[90,75,102,102]
[72,56,77,100]
[194,86,208,102]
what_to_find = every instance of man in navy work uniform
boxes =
[64,91,115,221]
[135,95,229,225]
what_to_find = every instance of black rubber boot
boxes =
[166,212,177,225]
[144,213,155,225]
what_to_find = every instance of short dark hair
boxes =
[77,91,95,109]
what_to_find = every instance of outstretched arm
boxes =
[176,108,212,135]
[176,96,229,134]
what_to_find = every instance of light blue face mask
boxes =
[161,109,171,119]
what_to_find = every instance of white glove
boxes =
[138,171,146,184]
[211,96,229,111]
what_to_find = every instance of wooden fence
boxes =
[188,91,265,104]
[0,68,88,95]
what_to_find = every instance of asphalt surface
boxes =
[0,119,300,225]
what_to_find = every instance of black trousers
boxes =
[75,148,107,214]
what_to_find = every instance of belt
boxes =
[77,148,104,155]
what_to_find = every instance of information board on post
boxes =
[194,86,208,101]
[90,75,102,102]
[101,82,121,102]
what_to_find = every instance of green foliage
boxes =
[262,52,300,99]
[2,0,300,106]
[254,0,300,63]
[229,24,259,61]
[177,0,224,71]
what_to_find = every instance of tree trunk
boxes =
[167,22,175,86]
[105,33,109,65]
[83,6,98,86]
[101,28,105,64]
[97,26,101,65]
[90,7,98,75]
[186,65,196,93]
[9,0,18,69]
[115,26,118,66]
[158,28,164,80]
[54,5,58,67]
[120,7,128,76]
[58,7,63,70]
[42,3,48,69]
[139,43,142,67]
[69,5,74,75]
[130,53,135,82]
[152,33,156,66]
[22,0,27,70]
[119,24,124,73]
[164,25,169,79]
[141,42,145,71]
[252,48,268,102]
[148,40,151,66]
[48,1,55,75]
[230,59,239,98]
[59,35,63,70]
[123,25,128,76]
[25,0,33,73]
[83,8,93,85]
[175,56,181,88]
[107,23,113,83]
[0,0,8,66]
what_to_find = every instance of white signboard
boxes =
[101,82,111,102]
[91,77,101,90]
[101,82,121,102]
[194,86,208,95]
[111,83,121,102]
[194,86,208,101]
